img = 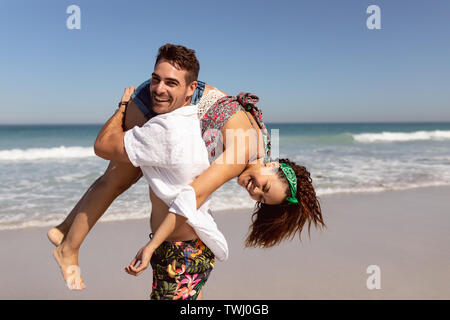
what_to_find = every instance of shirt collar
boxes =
[169,104,198,116]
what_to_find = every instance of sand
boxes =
[0,186,449,299]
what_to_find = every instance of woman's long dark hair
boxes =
[245,158,325,248]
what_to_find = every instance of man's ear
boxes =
[187,80,197,97]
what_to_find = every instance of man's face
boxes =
[149,59,197,114]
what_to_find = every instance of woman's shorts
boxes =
[149,236,215,300]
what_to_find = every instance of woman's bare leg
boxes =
[53,160,142,289]
[47,176,103,246]
[51,100,148,289]
[48,100,146,246]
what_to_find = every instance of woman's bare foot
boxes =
[53,244,86,290]
[47,226,66,247]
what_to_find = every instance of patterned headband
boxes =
[279,163,299,205]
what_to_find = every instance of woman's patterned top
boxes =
[200,92,271,164]
[197,89,226,119]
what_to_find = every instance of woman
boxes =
[48,78,325,293]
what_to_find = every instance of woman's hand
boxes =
[120,86,136,104]
[124,243,153,276]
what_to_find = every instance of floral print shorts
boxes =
[149,237,215,300]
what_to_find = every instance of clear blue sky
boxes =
[0,0,449,124]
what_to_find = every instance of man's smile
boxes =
[153,96,170,103]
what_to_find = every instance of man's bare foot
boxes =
[47,227,66,247]
[53,245,86,290]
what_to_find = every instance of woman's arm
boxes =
[165,110,254,228]
[125,212,187,276]
[189,109,254,209]
[125,102,254,273]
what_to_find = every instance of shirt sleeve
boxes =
[123,118,174,168]
[169,185,229,262]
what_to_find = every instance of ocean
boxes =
[1,122,450,230]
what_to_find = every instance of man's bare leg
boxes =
[51,100,148,289]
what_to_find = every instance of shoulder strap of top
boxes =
[243,110,257,130]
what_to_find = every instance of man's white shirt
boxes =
[123,104,228,261]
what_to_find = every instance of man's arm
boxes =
[94,87,135,163]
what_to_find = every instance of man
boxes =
[53,44,228,299]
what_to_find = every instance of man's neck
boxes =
[172,97,192,111]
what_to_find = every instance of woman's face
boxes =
[237,162,288,205]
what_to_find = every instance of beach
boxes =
[2,0,450,303]
[1,185,449,300]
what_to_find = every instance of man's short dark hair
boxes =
[155,43,200,85]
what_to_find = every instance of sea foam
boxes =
[353,130,450,143]
[0,146,95,161]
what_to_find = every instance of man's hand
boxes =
[121,86,136,104]
[124,243,153,276]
